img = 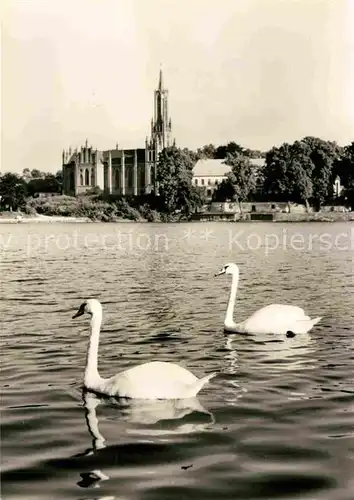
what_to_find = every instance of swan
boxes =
[215,263,322,335]
[72,299,216,399]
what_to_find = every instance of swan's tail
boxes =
[293,316,322,334]
[189,372,217,397]
[311,316,322,327]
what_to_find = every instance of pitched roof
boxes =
[193,157,265,177]
[193,159,229,177]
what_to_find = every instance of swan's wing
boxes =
[122,361,198,384]
[242,304,308,334]
[102,361,199,399]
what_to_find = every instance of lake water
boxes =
[1,221,353,500]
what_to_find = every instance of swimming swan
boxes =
[72,299,216,399]
[215,263,322,335]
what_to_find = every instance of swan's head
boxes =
[72,299,102,319]
[215,263,239,277]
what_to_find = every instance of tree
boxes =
[215,142,244,159]
[27,174,61,197]
[301,136,342,210]
[55,170,63,193]
[156,146,203,216]
[262,137,340,210]
[287,140,314,210]
[212,178,234,202]
[0,173,27,211]
[213,154,257,212]
[196,144,217,159]
[22,168,32,181]
[287,157,313,211]
[243,148,266,159]
[30,169,45,179]
[181,147,199,164]
[263,143,293,201]
[195,142,262,160]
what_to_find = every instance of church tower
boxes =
[146,68,174,193]
[152,68,172,151]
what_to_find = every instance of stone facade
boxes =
[62,70,174,196]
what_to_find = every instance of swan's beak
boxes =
[214,270,225,277]
[72,310,84,319]
[72,303,85,319]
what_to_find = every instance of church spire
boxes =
[158,64,163,90]
[148,69,173,161]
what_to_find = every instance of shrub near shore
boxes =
[24,195,172,222]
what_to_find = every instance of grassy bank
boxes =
[22,195,181,222]
[1,195,353,223]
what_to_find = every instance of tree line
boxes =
[155,138,354,215]
[0,169,63,211]
[1,137,353,215]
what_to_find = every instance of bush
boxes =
[136,203,162,222]
[24,193,192,222]
[25,194,146,221]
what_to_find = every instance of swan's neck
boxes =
[85,314,102,388]
[225,272,239,327]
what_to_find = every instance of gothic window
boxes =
[201,179,205,186]
[85,168,89,185]
[195,179,198,185]
[80,171,83,186]
[91,170,95,186]
[208,179,211,185]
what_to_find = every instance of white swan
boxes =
[72,299,216,399]
[215,263,322,335]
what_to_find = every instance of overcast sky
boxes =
[2,0,354,174]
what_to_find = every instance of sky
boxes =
[2,0,354,174]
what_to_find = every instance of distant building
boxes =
[333,176,344,197]
[62,69,174,196]
[193,157,265,198]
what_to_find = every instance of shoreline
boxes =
[0,214,92,224]
[0,211,353,224]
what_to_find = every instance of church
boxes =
[62,70,174,196]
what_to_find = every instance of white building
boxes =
[333,176,344,197]
[192,158,265,198]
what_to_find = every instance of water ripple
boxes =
[1,222,354,500]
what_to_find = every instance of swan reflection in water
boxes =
[75,389,214,488]
[223,332,318,403]
[251,332,317,371]
[222,336,247,405]
[225,332,317,373]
